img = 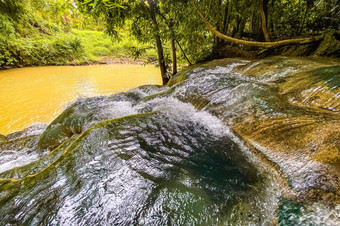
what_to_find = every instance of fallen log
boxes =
[191,1,324,49]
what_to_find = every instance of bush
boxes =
[0,32,86,68]
[91,46,111,56]
[0,20,158,69]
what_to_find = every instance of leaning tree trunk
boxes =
[170,21,177,75]
[171,37,177,75]
[259,0,270,42]
[147,0,168,85]
[158,12,192,66]
[190,0,324,48]
[176,39,193,65]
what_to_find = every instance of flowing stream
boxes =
[0,57,339,225]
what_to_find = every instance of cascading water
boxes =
[0,56,339,225]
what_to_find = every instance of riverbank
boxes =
[1,55,157,70]
[0,29,158,70]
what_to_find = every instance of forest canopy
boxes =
[1,0,339,82]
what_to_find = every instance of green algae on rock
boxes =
[0,134,7,144]
[0,56,339,225]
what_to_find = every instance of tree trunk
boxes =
[226,0,232,35]
[176,39,193,65]
[171,37,177,75]
[222,0,229,34]
[147,0,168,85]
[269,0,275,37]
[214,0,223,48]
[191,0,324,48]
[259,0,270,42]
[236,16,247,39]
[251,5,257,34]
[232,1,241,38]
[231,15,241,38]
[170,21,177,75]
[158,11,192,66]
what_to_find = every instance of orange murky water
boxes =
[0,64,161,135]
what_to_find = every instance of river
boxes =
[0,57,339,225]
[0,64,161,135]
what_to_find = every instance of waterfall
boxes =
[1,56,339,225]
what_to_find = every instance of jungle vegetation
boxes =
[1,0,339,84]
[0,0,159,68]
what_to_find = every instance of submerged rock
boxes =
[38,87,169,150]
[170,56,340,204]
[6,123,47,142]
[0,56,339,225]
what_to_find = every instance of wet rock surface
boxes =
[171,57,340,199]
[0,56,339,225]
[0,134,7,144]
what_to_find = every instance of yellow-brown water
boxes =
[0,64,161,135]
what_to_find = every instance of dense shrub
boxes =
[0,32,86,68]
[91,46,112,56]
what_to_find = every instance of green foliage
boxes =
[0,14,18,66]
[72,29,157,60]
[158,0,214,63]
[75,0,130,36]
[1,0,338,70]
[0,0,151,68]
[269,0,340,38]
[0,0,28,20]
[0,24,158,68]
[0,0,79,67]
[0,15,16,38]
[91,46,111,56]
[0,32,86,67]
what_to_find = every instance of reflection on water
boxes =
[0,64,161,135]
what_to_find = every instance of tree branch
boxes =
[190,0,324,48]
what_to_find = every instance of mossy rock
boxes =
[167,57,340,203]
[314,32,340,57]
[0,136,76,180]
[6,124,47,142]
[168,58,246,86]
[279,65,340,111]
[168,72,191,86]
[0,134,8,144]
[0,135,40,153]
[168,68,193,86]
[313,145,340,168]
[38,106,84,150]
[37,86,170,151]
